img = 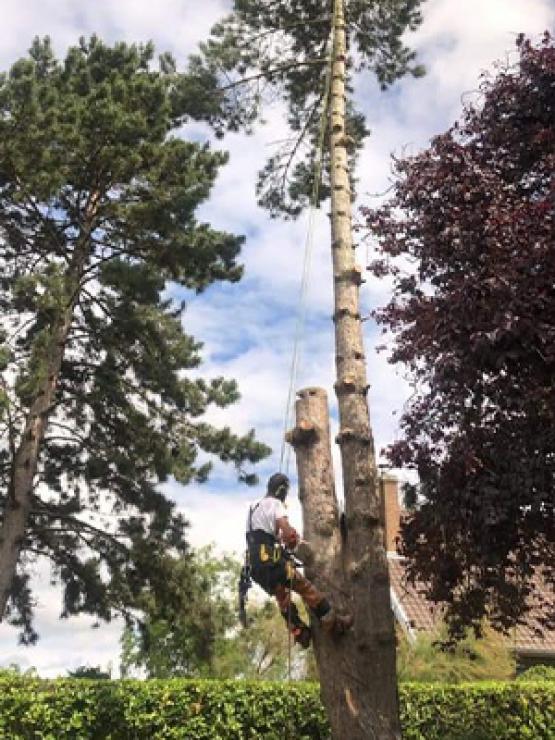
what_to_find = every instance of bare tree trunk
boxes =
[291,388,400,738]
[290,388,352,736]
[288,0,402,736]
[0,194,99,618]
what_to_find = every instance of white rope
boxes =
[279,39,333,477]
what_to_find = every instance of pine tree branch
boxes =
[229,16,331,52]
[80,287,113,318]
[29,501,130,554]
[9,170,68,254]
[218,58,328,92]
[47,420,89,442]
[79,249,127,279]
[1,379,20,466]
[42,435,82,446]
[4,317,38,348]
[279,93,324,195]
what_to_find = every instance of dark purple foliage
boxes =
[364,34,554,638]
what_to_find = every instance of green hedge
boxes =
[517,665,555,682]
[0,677,553,739]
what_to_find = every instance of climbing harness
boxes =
[241,499,311,676]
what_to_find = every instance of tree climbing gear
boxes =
[238,560,252,628]
[242,485,354,682]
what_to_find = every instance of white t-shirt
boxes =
[246,496,287,537]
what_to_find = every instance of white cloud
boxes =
[0,0,229,67]
[0,556,123,677]
[1,0,552,676]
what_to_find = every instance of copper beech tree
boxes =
[365,34,554,639]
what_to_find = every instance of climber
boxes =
[245,472,352,649]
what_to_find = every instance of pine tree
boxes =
[0,36,269,642]
[192,2,424,737]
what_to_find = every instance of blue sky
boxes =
[0,0,553,677]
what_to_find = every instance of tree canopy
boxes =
[365,33,554,637]
[0,36,269,643]
[191,0,425,217]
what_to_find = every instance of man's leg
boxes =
[274,581,311,649]
[289,570,329,616]
[290,570,353,635]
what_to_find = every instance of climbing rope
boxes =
[279,36,334,478]
[287,569,293,682]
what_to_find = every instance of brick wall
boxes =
[380,473,401,553]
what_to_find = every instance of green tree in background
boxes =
[120,547,239,678]
[215,599,292,680]
[120,547,307,681]
[0,36,269,642]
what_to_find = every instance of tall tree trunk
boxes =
[290,0,402,736]
[0,194,99,619]
[290,388,354,736]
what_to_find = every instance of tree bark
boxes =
[288,0,402,736]
[290,388,351,736]
[0,193,99,619]
[291,388,401,738]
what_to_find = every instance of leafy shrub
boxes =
[0,677,553,739]
[517,665,555,682]
[400,682,555,740]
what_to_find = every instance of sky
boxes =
[0,0,553,677]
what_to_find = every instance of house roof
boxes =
[388,555,555,654]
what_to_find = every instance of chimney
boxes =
[380,473,402,554]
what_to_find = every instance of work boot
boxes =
[281,604,311,649]
[320,609,353,637]
[292,624,312,649]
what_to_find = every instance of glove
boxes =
[284,528,300,550]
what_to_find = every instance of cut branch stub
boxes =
[335,428,371,445]
[285,419,318,447]
[334,266,364,285]
[334,374,357,395]
[332,308,360,322]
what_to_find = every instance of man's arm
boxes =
[276,516,300,550]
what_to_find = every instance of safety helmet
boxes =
[267,473,290,502]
